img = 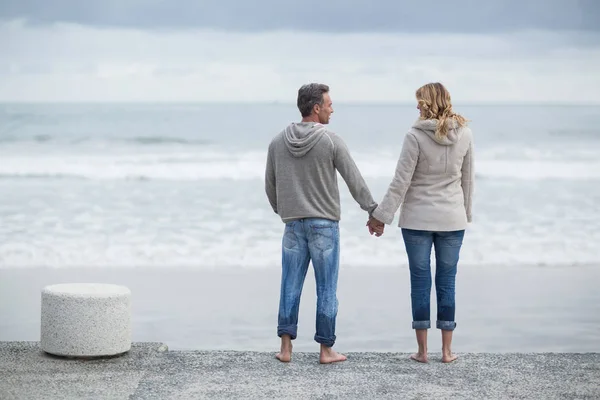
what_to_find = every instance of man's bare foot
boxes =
[410,353,428,363]
[442,352,458,363]
[319,346,347,364]
[276,336,292,362]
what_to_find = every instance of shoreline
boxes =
[1,265,599,353]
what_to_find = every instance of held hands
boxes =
[366,216,385,237]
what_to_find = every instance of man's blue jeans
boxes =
[277,218,340,347]
[401,228,465,331]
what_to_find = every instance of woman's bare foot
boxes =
[442,352,458,363]
[410,352,428,363]
[441,330,456,363]
[319,345,347,364]
[275,350,292,362]
[411,329,428,363]
[276,335,293,362]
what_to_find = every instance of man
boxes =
[265,83,378,364]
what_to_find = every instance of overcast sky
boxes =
[1,0,599,102]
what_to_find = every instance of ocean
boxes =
[1,103,599,352]
[1,103,599,268]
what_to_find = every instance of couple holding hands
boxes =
[265,82,474,364]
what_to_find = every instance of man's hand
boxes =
[366,216,385,237]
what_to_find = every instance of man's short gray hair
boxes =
[297,83,330,117]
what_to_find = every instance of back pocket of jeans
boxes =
[402,230,430,245]
[310,226,335,251]
[283,230,298,249]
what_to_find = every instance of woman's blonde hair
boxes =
[416,82,467,139]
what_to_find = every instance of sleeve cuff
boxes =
[371,207,395,225]
[367,203,378,216]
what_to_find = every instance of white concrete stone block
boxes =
[41,283,132,357]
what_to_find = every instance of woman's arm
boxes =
[371,133,419,225]
[461,140,474,222]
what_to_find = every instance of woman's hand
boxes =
[366,217,385,237]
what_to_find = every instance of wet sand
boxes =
[1,265,598,352]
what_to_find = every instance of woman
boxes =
[368,82,474,363]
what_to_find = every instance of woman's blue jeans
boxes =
[401,228,465,331]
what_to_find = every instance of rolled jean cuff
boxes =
[437,320,457,331]
[412,320,431,330]
[314,334,336,347]
[277,324,298,340]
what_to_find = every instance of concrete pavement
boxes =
[1,342,599,399]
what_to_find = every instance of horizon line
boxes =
[1,100,599,107]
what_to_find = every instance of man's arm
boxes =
[265,143,278,214]
[371,133,419,225]
[332,134,377,214]
[461,140,474,223]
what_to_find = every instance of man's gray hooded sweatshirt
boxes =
[265,122,377,223]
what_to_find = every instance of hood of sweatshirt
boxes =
[412,118,463,146]
[283,122,327,158]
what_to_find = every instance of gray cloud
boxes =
[0,0,598,33]
[1,20,598,103]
